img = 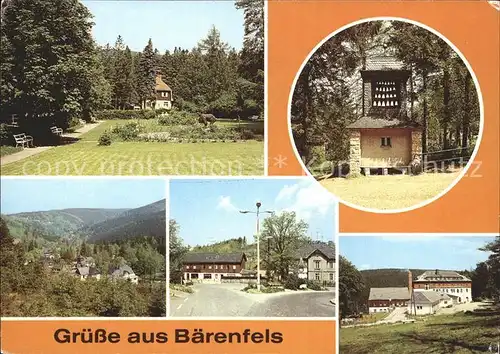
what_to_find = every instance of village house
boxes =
[145,74,172,110]
[182,252,247,283]
[109,264,139,284]
[409,291,452,315]
[295,242,336,286]
[368,287,411,313]
[412,269,472,303]
[347,56,422,175]
[75,266,101,281]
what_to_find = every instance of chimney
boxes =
[435,269,439,275]
[408,270,413,293]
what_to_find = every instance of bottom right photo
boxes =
[339,235,499,354]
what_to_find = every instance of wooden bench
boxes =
[50,126,63,136]
[13,133,34,148]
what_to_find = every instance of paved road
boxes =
[170,283,335,317]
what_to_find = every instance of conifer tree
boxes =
[136,39,157,109]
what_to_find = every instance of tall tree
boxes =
[169,219,188,283]
[1,0,97,133]
[338,256,365,321]
[136,39,157,109]
[260,211,309,280]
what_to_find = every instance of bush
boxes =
[0,123,12,145]
[284,274,306,290]
[306,280,323,291]
[239,128,255,140]
[112,121,143,141]
[242,283,257,292]
[98,131,112,146]
[261,287,283,293]
[97,109,157,120]
[158,111,198,126]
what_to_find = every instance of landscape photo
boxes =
[339,235,499,353]
[290,19,481,211]
[169,178,337,317]
[0,178,167,317]
[0,0,264,176]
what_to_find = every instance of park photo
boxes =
[290,19,481,211]
[0,0,264,176]
[168,178,337,318]
[0,178,167,317]
[338,235,499,353]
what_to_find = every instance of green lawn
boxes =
[1,121,264,175]
[320,171,462,210]
[341,308,499,353]
[1,146,22,157]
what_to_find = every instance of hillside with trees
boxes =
[0,200,166,317]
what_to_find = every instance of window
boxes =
[314,260,320,269]
[203,273,212,279]
[381,137,392,147]
[186,265,190,269]
[215,265,218,270]
[417,306,422,310]
[193,265,196,270]
[330,273,334,281]
[328,261,334,268]
[208,265,212,269]
[232,265,236,270]
[315,273,320,280]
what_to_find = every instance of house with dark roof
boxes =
[182,252,247,283]
[109,264,139,284]
[412,269,472,304]
[145,74,173,110]
[75,266,101,281]
[294,242,335,286]
[347,56,422,175]
[368,287,411,313]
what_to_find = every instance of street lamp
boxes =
[239,202,274,292]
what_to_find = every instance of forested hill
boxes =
[85,199,166,243]
[3,208,129,240]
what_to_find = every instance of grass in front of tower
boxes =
[340,303,499,354]
[320,169,463,210]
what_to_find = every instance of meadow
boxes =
[340,306,499,354]
[1,119,264,176]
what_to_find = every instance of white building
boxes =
[409,291,452,315]
[412,270,472,304]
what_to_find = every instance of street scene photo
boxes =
[168,178,337,317]
[290,19,481,211]
[0,178,167,317]
[1,0,264,176]
[339,235,499,353]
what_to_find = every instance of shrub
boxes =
[0,123,12,145]
[97,109,157,120]
[284,274,306,290]
[112,121,143,141]
[98,131,112,146]
[239,128,255,140]
[261,287,283,293]
[306,280,323,291]
[158,111,197,126]
[242,283,257,292]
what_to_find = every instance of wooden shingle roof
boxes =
[365,56,405,71]
[347,117,421,129]
[155,75,172,91]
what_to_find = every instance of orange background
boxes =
[268,1,500,233]
[0,320,336,354]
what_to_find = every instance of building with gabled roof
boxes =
[368,287,411,313]
[410,291,453,315]
[109,264,139,284]
[294,242,335,286]
[145,74,173,110]
[412,269,472,304]
[182,252,247,283]
[348,56,422,175]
